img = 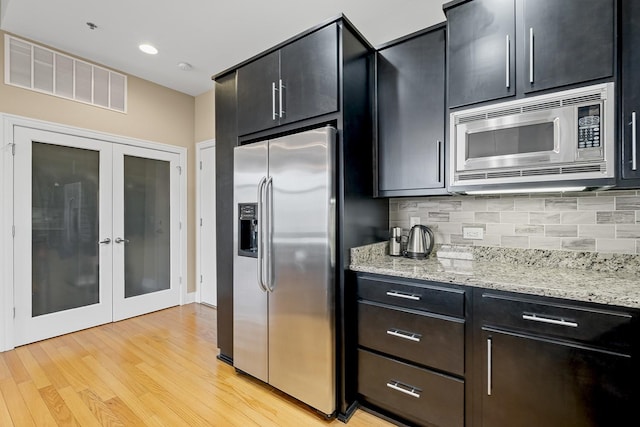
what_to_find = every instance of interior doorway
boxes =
[11,125,184,347]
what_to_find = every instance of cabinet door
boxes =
[481,329,633,427]
[522,0,614,94]
[377,28,446,196]
[280,24,338,125]
[447,0,515,108]
[621,0,640,181]
[236,51,280,136]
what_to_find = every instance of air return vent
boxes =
[4,34,127,113]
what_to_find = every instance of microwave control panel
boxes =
[577,104,601,149]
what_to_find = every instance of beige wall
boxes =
[195,89,215,142]
[1,30,199,293]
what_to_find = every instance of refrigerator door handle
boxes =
[257,176,268,292]
[265,176,275,292]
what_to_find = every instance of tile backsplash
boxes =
[389,190,640,255]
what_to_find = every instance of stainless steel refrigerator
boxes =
[233,126,336,416]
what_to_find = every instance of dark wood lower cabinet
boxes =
[480,328,633,427]
[358,349,464,427]
[355,274,639,427]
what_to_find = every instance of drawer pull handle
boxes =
[386,329,421,342]
[522,313,578,328]
[386,380,421,399]
[386,290,420,301]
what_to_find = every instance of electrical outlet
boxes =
[463,226,484,240]
[410,217,421,228]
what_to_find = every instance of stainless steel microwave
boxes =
[449,83,615,193]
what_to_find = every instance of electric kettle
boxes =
[405,225,434,259]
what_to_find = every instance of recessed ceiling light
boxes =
[139,44,158,55]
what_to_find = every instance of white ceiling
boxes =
[0,0,447,97]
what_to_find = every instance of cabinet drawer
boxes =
[480,292,635,351]
[358,301,464,376]
[357,274,465,318]
[358,349,464,427]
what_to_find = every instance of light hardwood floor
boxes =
[0,303,393,426]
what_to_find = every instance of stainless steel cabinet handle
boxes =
[386,290,420,301]
[436,140,443,183]
[386,381,421,398]
[257,177,268,292]
[487,337,492,396]
[278,79,285,118]
[272,82,278,120]
[529,28,534,84]
[265,176,275,292]
[505,34,510,88]
[387,329,421,342]
[522,313,578,328]
[632,112,637,171]
[115,237,129,244]
[98,238,111,244]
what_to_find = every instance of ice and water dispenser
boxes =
[238,203,258,257]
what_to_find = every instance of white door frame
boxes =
[195,139,216,304]
[0,113,188,352]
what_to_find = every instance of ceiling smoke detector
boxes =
[177,62,193,71]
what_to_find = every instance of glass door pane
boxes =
[13,127,113,347]
[123,155,170,298]
[112,145,180,321]
[32,143,100,315]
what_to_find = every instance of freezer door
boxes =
[233,141,268,382]
[267,127,336,415]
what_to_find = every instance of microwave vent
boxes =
[487,107,521,119]
[561,164,604,174]
[487,170,521,179]
[561,93,602,106]
[521,168,561,176]
[458,113,487,124]
[458,173,487,181]
[522,100,561,113]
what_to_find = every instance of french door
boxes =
[13,127,180,346]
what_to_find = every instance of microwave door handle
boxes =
[505,34,510,88]
[632,111,638,171]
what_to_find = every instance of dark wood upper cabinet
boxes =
[445,0,615,108]
[620,0,640,183]
[236,24,338,136]
[376,25,447,197]
[446,0,516,108]
[522,0,614,94]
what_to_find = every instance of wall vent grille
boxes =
[4,34,127,113]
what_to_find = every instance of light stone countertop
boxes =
[350,242,640,309]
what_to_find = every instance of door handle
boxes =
[522,313,578,328]
[386,380,421,398]
[487,337,492,396]
[278,79,285,118]
[505,34,510,88]
[98,238,111,244]
[257,176,268,292]
[529,27,534,84]
[632,111,637,171]
[272,82,278,121]
[265,176,274,292]
[386,290,420,301]
[115,237,130,244]
[386,328,421,342]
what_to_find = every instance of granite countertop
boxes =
[350,242,640,309]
